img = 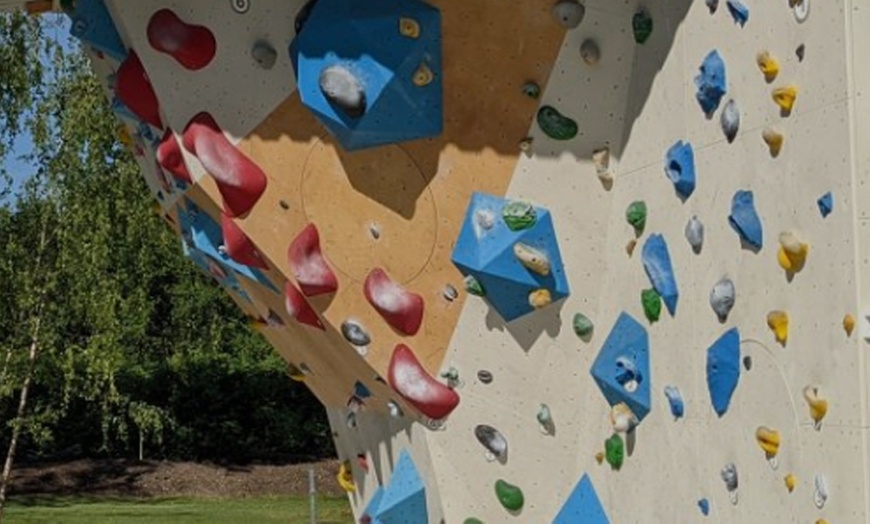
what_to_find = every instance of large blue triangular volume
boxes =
[290,0,443,151]
[66,0,128,62]
[589,312,652,422]
[451,192,570,322]
[706,327,741,417]
[376,450,427,524]
[177,199,278,294]
[553,474,610,524]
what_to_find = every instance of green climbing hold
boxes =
[641,288,662,323]
[633,9,653,44]
[625,200,647,233]
[522,81,541,99]
[464,275,486,296]
[536,106,578,141]
[495,479,525,512]
[502,200,537,231]
[573,313,594,339]
[464,519,485,524]
[605,433,625,470]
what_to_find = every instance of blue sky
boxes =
[2,14,74,203]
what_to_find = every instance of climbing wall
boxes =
[49,0,870,522]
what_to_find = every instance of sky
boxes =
[2,14,74,203]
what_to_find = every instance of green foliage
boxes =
[0,14,332,465]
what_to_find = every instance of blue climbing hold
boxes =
[290,0,443,151]
[695,51,727,117]
[726,0,749,26]
[729,190,763,250]
[664,141,696,199]
[552,474,610,524]
[452,192,570,322]
[590,312,651,422]
[65,0,128,62]
[664,385,685,419]
[354,381,372,399]
[375,450,427,524]
[706,328,741,417]
[698,498,710,516]
[818,192,833,218]
[642,234,679,316]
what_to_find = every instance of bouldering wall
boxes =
[42,0,870,522]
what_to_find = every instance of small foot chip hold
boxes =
[803,385,828,428]
[762,127,784,157]
[814,474,829,508]
[477,370,493,384]
[817,191,834,218]
[412,63,434,86]
[605,433,625,470]
[766,310,789,345]
[626,200,647,233]
[755,426,781,467]
[514,242,551,276]
[685,216,705,254]
[475,424,508,462]
[777,231,809,273]
[721,463,739,504]
[537,403,554,434]
[720,99,740,143]
[580,38,601,65]
[626,239,638,257]
[522,81,541,99]
[844,313,856,336]
[726,0,749,26]
[641,288,662,323]
[632,9,653,44]
[442,284,459,302]
[772,85,799,115]
[698,498,710,516]
[251,40,277,69]
[552,0,585,28]
[710,277,736,322]
[573,312,594,339]
[705,0,719,13]
[495,479,525,512]
[756,51,779,83]
[364,268,424,336]
[537,105,578,140]
[785,473,797,492]
[593,147,613,185]
[664,385,685,419]
[399,16,420,38]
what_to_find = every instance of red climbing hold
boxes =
[182,112,267,218]
[147,9,216,71]
[156,129,192,183]
[220,213,269,269]
[116,50,163,129]
[364,268,424,336]
[288,224,338,296]
[388,344,460,420]
[285,282,325,330]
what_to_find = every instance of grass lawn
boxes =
[4,495,354,523]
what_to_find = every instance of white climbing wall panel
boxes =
[430,0,870,522]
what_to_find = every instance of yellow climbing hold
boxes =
[756,51,780,83]
[843,313,856,337]
[528,288,552,309]
[116,124,134,147]
[610,403,638,433]
[772,85,798,113]
[413,63,434,86]
[766,310,789,345]
[337,460,356,492]
[514,243,551,276]
[762,127,784,157]
[755,426,781,457]
[785,473,797,492]
[777,231,809,272]
[803,385,828,427]
[399,17,420,38]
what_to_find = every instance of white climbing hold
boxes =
[251,40,276,69]
[793,0,809,23]
[685,216,704,254]
[474,209,495,236]
[610,403,638,433]
[580,39,600,65]
[721,463,739,504]
[720,99,740,143]
[710,277,736,322]
[814,474,828,508]
[552,0,585,28]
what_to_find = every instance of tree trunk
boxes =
[0,312,42,522]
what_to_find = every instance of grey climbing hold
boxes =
[695,50,727,118]
[341,319,371,346]
[580,39,600,65]
[475,424,508,461]
[709,277,735,322]
[685,216,704,254]
[477,370,493,384]
[793,0,809,23]
[720,99,740,143]
[319,65,366,118]
[796,43,805,61]
[705,0,719,13]
[251,40,277,69]
[726,0,749,26]
[552,0,585,28]
[522,81,541,99]
[729,190,763,250]
[813,474,828,508]
[443,284,459,302]
[721,463,739,503]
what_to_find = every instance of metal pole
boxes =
[309,467,317,524]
